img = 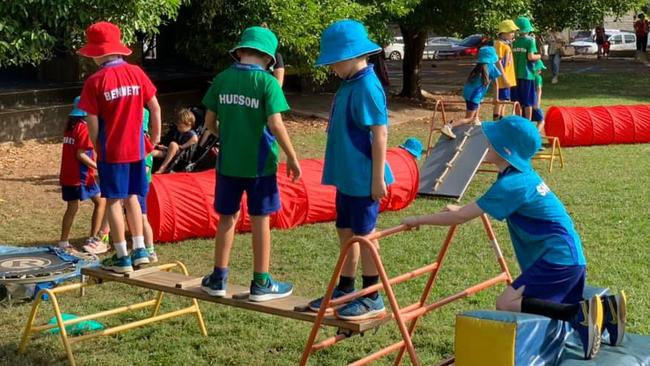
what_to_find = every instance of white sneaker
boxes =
[551,76,558,84]
[440,124,457,139]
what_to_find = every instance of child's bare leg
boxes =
[337,228,358,278]
[214,212,239,268]
[496,285,525,312]
[123,195,143,237]
[106,198,127,256]
[453,109,479,126]
[156,142,179,173]
[60,200,79,244]
[251,215,271,273]
[360,235,379,277]
[89,194,106,238]
[143,214,154,248]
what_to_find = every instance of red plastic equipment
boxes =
[545,105,650,147]
[147,148,419,243]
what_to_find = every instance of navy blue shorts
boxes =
[137,195,147,214]
[98,160,148,199]
[498,88,511,101]
[532,107,544,122]
[511,79,537,108]
[214,174,280,216]
[61,183,100,202]
[335,191,379,235]
[465,100,480,111]
[512,258,586,305]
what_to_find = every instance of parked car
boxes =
[424,36,462,59]
[570,31,637,54]
[570,29,620,42]
[436,34,488,58]
[384,37,404,60]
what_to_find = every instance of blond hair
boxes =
[176,108,195,127]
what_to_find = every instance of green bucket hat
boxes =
[515,16,534,33]
[230,26,278,68]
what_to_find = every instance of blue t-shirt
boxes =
[477,167,586,271]
[462,63,502,104]
[322,65,394,197]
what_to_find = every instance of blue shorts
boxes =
[98,160,148,199]
[335,191,379,235]
[137,195,147,214]
[465,100,480,111]
[511,79,537,108]
[498,88,511,101]
[214,174,280,216]
[532,107,544,122]
[512,258,586,305]
[61,183,100,202]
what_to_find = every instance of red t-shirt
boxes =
[60,120,96,186]
[78,60,157,163]
[634,20,649,36]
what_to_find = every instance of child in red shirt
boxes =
[77,21,161,273]
[59,97,107,253]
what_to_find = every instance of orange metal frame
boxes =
[299,214,512,366]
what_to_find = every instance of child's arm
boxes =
[527,52,541,61]
[370,125,388,201]
[402,202,484,227]
[86,114,99,148]
[179,133,199,149]
[267,113,301,182]
[76,149,97,170]
[147,96,161,145]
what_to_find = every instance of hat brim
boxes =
[519,25,534,33]
[499,26,519,33]
[77,42,132,58]
[315,40,381,66]
[229,46,276,68]
[481,122,532,172]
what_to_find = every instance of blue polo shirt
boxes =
[462,63,501,104]
[477,167,586,271]
[322,65,394,197]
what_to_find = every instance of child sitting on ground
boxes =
[200,26,301,302]
[402,115,627,360]
[441,46,501,139]
[154,108,199,173]
[58,97,108,254]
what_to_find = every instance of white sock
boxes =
[114,241,128,258]
[132,236,145,250]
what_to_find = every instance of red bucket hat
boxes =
[77,21,132,58]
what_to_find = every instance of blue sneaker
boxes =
[308,287,353,312]
[602,290,626,346]
[201,274,227,297]
[131,248,150,267]
[249,276,293,302]
[336,295,386,321]
[572,295,603,360]
[101,254,133,273]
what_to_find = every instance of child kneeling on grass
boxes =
[402,115,627,360]
[307,20,394,320]
[200,26,301,302]
[441,46,502,139]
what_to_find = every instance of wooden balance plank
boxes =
[82,267,390,333]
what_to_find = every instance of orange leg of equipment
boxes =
[299,214,512,366]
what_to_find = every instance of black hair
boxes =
[467,64,490,87]
[65,116,79,132]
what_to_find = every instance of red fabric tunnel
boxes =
[545,105,650,147]
[147,148,419,243]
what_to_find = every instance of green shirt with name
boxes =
[202,63,290,177]
[512,36,538,81]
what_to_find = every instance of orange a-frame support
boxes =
[299,214,512,366]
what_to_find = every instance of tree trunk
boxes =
[398,25,427,99]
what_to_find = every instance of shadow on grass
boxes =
[0,339,71,366]
[0,174,59,187]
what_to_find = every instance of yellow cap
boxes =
[498,20,519,34]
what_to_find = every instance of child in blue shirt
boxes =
[402,116,627,360]
[308,19,394,320]
[441,46,501,139]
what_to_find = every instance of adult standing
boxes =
[261,22,285,87]
[546,29,565,84]
[595,25,606,59]
[634,13,649,58]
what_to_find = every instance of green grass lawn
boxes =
[1,72,649,365]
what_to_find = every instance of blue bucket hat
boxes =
[477,46,498,64]
[399,137,423,160]
[481,115,541,172]
[69,96,87,117]
[315,19,381,66]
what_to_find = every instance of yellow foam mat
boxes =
[455,315,516,366]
